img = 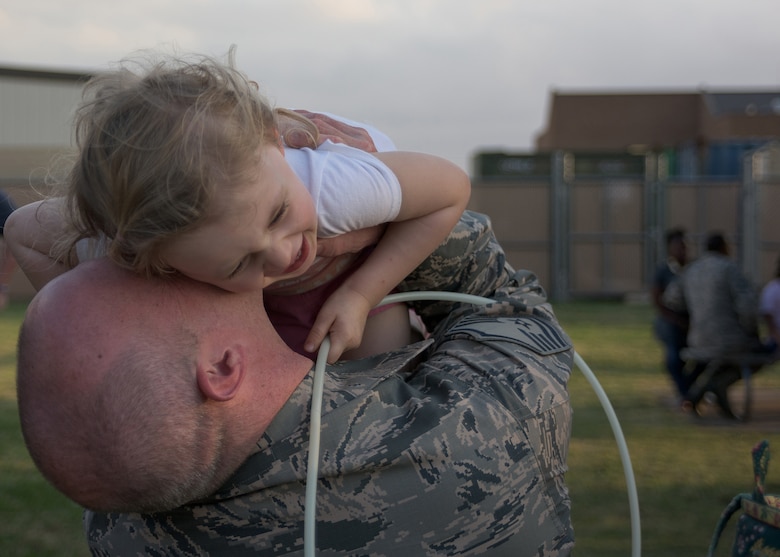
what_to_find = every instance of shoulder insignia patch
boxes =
[446,314,572,355]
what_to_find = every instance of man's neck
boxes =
[243,349,313,436]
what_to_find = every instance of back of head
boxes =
[665,227,687,265]
[705,232,728,255]
[16,260,224,512]
[665,227,685,248]
[60,47,278,276]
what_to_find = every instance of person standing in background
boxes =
[651,228,689,403]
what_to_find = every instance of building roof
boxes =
[704,92,780,116]
[536,89,780,152]
[0,65,93,83]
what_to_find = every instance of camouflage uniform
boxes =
[86,211,575,556]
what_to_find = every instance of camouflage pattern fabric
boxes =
[85,211,575,556]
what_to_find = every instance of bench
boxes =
[680,348,780,421]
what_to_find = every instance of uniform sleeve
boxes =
[397,210,574,554]
[399,211,551,333]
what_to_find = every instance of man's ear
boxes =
[196,345,245,402]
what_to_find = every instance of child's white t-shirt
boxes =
[283,112,401,238]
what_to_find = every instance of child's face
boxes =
[160,144,318,293]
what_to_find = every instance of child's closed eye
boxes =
[270,201,289,227]
[228,257,248,279]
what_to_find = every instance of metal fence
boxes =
[469,143,780,301]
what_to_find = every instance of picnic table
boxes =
[681,348,780,421]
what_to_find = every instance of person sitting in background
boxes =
[664,231,773,416]
[16,211,575,556]
[651,227,689,402]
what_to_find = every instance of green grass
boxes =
[1,299,778,555]
[558,300,780,557]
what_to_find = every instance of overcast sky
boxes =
[1,0,778,173]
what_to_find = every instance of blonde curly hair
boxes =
[56,47,299,276]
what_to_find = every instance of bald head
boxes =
[16,258,309,512]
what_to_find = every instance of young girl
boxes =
[8,49,470,363]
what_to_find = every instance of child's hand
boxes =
[304,287,373,363]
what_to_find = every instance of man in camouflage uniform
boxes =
[20,211,575,556]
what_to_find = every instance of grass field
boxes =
[561,301,780,557]
[1,299,778,556]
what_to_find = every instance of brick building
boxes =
[535,89,780,177]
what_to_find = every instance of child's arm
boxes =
[316,224,386,258]
[304,151,471,362]
[4,198,73,290]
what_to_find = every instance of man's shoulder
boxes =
[763,278,780,295]
[653,262,675,286]
[685,253,730,275]
[446,313,572,356]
